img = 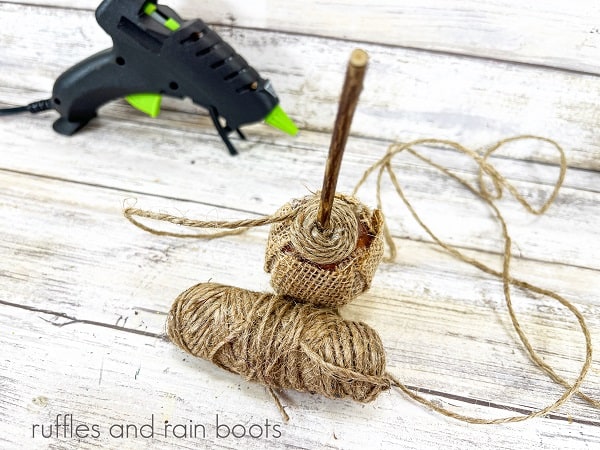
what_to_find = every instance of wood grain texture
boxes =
[2,307,599,450]
[0,0,599,448]
[2,0,600,74]
[1,171,599,449]
[1,109,598,271]
[1,3,600,171]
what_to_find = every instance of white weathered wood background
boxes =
[1,0,599,448]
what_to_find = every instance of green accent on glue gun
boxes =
[143,2,157,15]
[126,93,162,117]
[164,18,181,31]
[126,5,177,117]
[264,105,298,136]
[143,2,180,31]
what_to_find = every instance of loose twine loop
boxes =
[352,135,597,423]
[124,134,598,424]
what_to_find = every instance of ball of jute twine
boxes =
[168,282,389,422]
[124,135,598,424]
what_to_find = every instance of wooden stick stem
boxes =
[317,49,369,229]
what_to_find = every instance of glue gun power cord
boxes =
[0,99,53,116]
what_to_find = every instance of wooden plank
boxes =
[1,0,599,74]
[1,170,598,423]
[2,305,599,450]
[1,1,599,448]
[1,4,599,171]
[0,108,599,271]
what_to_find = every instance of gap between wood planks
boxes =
[0,298,163,339]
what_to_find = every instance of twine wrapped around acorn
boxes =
[124,190,384,308]
[126,49,382,309]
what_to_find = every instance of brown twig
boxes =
[317,49,369,229]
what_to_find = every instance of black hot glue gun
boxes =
[0,0,298,155]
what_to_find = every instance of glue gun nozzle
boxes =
[264,105,298,136]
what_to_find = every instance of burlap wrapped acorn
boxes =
[264,193,384,307]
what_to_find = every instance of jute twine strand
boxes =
[124,207,298,239]
[352,135,598,422]
[125,135,598,423]
[125,195,362,266]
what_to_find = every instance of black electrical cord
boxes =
[0,99,53,116]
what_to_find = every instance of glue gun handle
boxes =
[51,48,150,135]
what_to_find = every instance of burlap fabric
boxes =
[264,193,384,307]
